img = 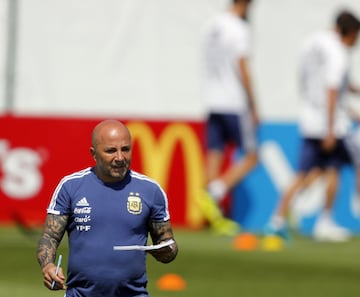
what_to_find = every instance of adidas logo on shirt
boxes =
[76,197,89,207]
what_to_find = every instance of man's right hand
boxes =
[41,263,66,290]
[321,133,336,152]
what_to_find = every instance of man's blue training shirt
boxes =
[47,167,171,297]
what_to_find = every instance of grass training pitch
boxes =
[1,226,360,297]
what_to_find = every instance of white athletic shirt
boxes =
[299,30,351,138]
[202,12,251,113]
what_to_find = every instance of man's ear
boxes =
[90,146,96,160]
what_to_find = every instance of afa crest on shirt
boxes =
[127,193,142,214]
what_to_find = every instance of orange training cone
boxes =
[156,273,187,291]
[232,233,258,251]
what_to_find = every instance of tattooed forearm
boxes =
[37,214,68,268]
[149,220,174,244]
[148,220,178,263]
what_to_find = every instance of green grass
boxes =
[1,227,360,297]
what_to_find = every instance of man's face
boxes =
[347,30,359,47]
[91,127,132,183]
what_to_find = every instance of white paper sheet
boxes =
[113,239,175,251]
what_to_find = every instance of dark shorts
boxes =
[205,112,257,152]
[298,138,352,172]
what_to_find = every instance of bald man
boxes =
[37,119,178,297]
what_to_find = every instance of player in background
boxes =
[289,106,360,227]
[200,0,259,236]
[37,120,178,296]
[345,107,360,216]
[265,10,360,242]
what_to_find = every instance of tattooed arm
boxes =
[147,220,178,263]
[37,214,68,290]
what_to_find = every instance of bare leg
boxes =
[302,167,323,189]
[313,167,350,242]
[274,173,306,218]
[221,151,258,191]
[205,149,224,184]
[323,168,339,212]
